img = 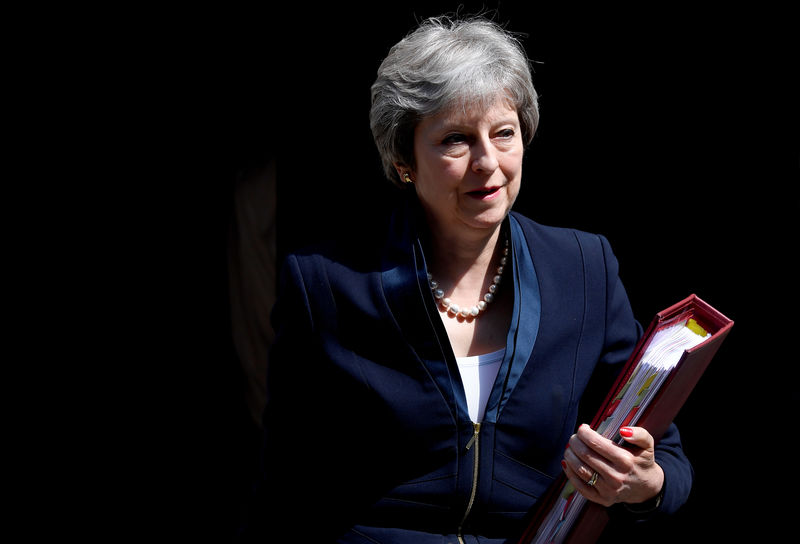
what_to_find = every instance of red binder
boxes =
[516,294,734,544]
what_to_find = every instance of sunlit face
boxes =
[408,95,524,234]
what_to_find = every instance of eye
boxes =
[496,128,515,139]
[442,133,468,145]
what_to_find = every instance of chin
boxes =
[463,208,511,230]
[473,197,516,225]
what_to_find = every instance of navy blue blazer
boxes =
[245,196,693,543]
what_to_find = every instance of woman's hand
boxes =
[561,424,664,507]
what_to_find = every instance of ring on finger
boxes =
[586,471,599,487]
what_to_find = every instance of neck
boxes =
[425,219,509,322]
[433,230,499,271]
[425,218,504,284]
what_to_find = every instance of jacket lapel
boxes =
[484,213,541,423]
[379,196,461,421]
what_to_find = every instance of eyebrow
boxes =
[435,116,520,132]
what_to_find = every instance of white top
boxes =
[455,348,506,423]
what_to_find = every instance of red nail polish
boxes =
[561,460,567,470]
[619,427,633,438]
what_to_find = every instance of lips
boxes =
[466,186,502,200]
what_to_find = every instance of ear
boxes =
[393,162,415,185]
[393,162,407,182]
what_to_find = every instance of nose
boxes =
[471,137,499,174]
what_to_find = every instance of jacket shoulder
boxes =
[510,212,611,257]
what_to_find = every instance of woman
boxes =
[242,16,692,543]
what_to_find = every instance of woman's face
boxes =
[409,95,524,235]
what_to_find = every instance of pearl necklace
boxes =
[427,236,509,320]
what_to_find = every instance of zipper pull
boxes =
[465,422,481,450]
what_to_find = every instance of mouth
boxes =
[465,186,502,200]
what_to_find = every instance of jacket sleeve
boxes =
[241,254,358,541]
[648,423,693,515]
[238,253,315,540]
[240,253,387,542]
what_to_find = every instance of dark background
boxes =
[108,2,797,541]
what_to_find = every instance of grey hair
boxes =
[370,16,540,186]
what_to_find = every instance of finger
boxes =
[561,459,613,507]
[561,458,598,491]
[618,426,655,451]
[576,424,633,468]
[565,432,623,497]
[562,449,598,485]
